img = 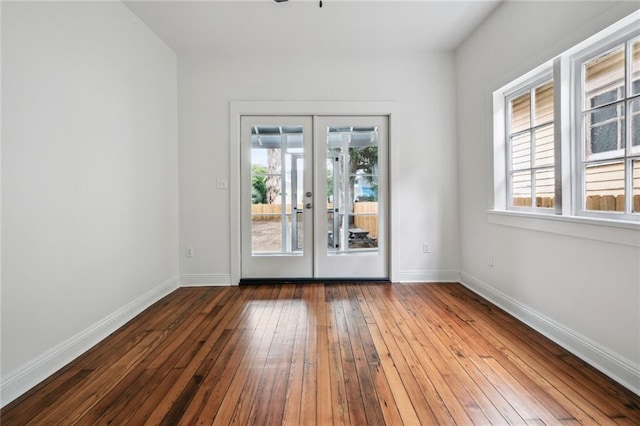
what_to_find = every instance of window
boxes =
[494,12,640,224]
[578,38,640,216]
[506,79,555,210]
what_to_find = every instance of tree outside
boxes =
[251,165,267,204]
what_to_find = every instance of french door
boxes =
[240,115,388,280]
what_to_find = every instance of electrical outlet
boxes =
[216,178,228,189]
[186,247,194,257]
[423,243,430,253]
[488,253,494,267]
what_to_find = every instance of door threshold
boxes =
[239,278,390,285]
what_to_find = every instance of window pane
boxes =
[534,168,555,208]
[584,162,625,212]
[351,208,378,250]
[591,90,617,109]
[585,103,625,158]
[511,171,531,207]
[294,211,304,250]
[510,92,531,133]
[631,98,640,150]
[252,213,282,253]
[534,81,554,126]
[634,160,640,213]
[252,214,301,253]
[354,176,378,202]
[584,44,625,109]
[534,124,554,167]
[506,78,554,212]
[511,133,531,171]
[327,125,379,254]
[252,147,283,174]
[631,37,640,96]
[250,125,306,255]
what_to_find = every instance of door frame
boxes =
[230,101,399,285]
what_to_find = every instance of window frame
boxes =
[492,11,640,228]
[573,27,640,221]
[504,73,556,213]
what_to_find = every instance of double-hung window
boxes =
[506,78,555,211]
[577,37,640,218]
[494,11,640,224]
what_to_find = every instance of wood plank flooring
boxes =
[2,283,640,425]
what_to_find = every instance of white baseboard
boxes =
[459,271,640,396]
[180,273,232,286]
[0,275,179,408]
[396,269,460,283]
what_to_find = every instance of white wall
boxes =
[178,51,460,284]
[456,1,640,393]
[1,1,179,404]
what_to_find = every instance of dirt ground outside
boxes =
[251,220,285,253]
[251,219,377,253]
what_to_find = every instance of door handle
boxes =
[306,191,312,197]
[305,203,312,209]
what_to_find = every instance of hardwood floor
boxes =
[2,283,639,425]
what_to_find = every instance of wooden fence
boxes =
[586,194,640,212]
[251,202,379,238]
[251,203,293,221]
[512,197,555,208]
[514,195,640,211]
[353,202,378,239]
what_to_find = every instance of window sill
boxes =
[487,210,640,247]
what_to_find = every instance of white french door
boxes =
[240,115,388,280]
[240,116,314,278]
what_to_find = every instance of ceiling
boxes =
[123,0,502,55]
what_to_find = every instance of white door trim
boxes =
[229,101,399,285]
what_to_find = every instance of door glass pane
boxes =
[585,161,625,212]
[250,125,304,254]
[326,125,379,253]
